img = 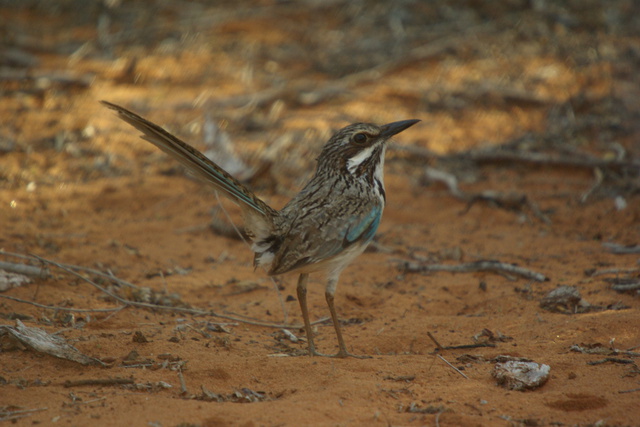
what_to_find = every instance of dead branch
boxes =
[0,294,125,313]
[619,388,640,394]
[585,267,640,277]
[437,354,469,379]
[177,369,188,395]
[3,252,311,330]
[403,136,639,210]
[63,378,135,387]
[0,69,93,90]
[443,342,495,350]
[609,280,640,293]
[427,331,444,350]
[0,261,48,278]
[461,190,550,224]
[570,344,640,358]
[602,243,640,254]
[587,358,636,366]
[0,250,138,289]
[423,167,466,199]
[427,331,495,351]
[423,167,550,223]
[401,137,640,172]
[32,255,133,306]
[0,406,48,423]
[2,320,104,366]
[580,167,604,203]
[400,260,547,282]
[458,148,640,171]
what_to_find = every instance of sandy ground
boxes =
[1,2,640,426]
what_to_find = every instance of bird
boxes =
[101,100,418,358]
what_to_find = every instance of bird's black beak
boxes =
[380,119,420,138]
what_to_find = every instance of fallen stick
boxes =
[400,260,547,282]
[587,358,636,366]
[0,407,48,423]
[4,252,314,329]
[0,250,138,289]
[463,149,640,171]
[427,331,495,351]
[602,243,640,254]
[64,378,134,387]
[0,294,124,313]
[422,167,550,223]
[0,261,48,278]
[437,354,469,379]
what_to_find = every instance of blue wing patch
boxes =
[345,205,382,244]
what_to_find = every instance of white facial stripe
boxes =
[346,144,377,174]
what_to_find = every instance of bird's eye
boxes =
[353,133,367,144]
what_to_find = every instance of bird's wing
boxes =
[344,204,382,245]
[269,203,383,276]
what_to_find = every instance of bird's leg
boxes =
[325,278,370,359]
[296,273,329,357]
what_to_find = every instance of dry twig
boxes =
[587,358,636,366]
[0,406,48,423]
[423,167,550,223]
[0,294,124,313]
[437,354,469,379]
[0,261,48,278]
[427,331,444,350]
[63,378,134,387]
[586,267,640,277]
[619,388,640,394]
[603,243,640,254]
[2,252,315,330]
[2,320,104,366]
[400,260,546,282]
[428,331,495,351]
[456,147,640,171]
[177,369,188,396]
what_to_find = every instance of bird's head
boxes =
[317,119,419,178]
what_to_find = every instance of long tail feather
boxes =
[101,101,276,219]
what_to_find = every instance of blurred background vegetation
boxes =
[1,0,638,197]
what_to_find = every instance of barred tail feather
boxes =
[101,101,277,219]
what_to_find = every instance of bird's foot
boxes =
[307,347,371,359]
[333,349,371,359]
